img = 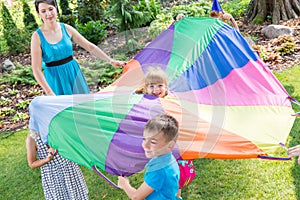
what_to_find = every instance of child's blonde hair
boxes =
[144,66,167,86]
[144,114,179,142]
[135,67,168,95]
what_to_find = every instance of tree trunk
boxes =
[247,0,300,24]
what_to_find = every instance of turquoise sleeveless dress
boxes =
[37,23,90,95]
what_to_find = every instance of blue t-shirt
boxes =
[144,152,180,200]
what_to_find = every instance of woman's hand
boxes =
[110,60,126,68]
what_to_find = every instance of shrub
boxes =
[22,0,38,32]
[221,0,250,18]
[0,2,31,55]
[76,0,105,24]
[1,2,17,53]
[273,35,296,56]
[59,0,75,27]
[110,0,161,32]
[80,54,126,88]
[0,2,16,30]
[149,1,211,39]
[59,0,72,15]
[133,0,161,25]
[276,42,296,56]
[77,20,107,45]
[171,1,211,18]
[0,64,37,85]
[148,12,173,39]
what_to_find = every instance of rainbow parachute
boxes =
[29,17,295,177]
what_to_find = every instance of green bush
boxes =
[22,0,38,32]
[171,1,211,18]
[76,0,105,24]
[148,12,173,39]
[1,2,17,54]
[77,20,107,45]
[133,0,161,25]
[0,2,31,55]
[59,0,72,15]
[149,1,211,39]
[59,0,75,27]
[276,42,296,56]
[110,0,160,32]
[0,2,17,30]
[59,14,76,27]
[221,0,251,18]
[80,54,126,88]
[0,64,37,85]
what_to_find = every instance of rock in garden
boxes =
[2,59,16,71]
[261,25,294,39]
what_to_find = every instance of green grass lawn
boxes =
[1,64,300,200]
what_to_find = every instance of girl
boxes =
[26,130,89,199]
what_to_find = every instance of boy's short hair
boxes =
[144,114,179,142]
[144,67,167,86]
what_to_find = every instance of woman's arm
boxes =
[26,135,54,169]
[65,24,126,68]
[30,32,55,96]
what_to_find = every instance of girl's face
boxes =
[145,82,167,98]
[38,3,57,23]
[142,130,173,158]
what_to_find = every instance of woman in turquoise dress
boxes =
[31,0,125,96]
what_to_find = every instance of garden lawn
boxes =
[1,64,300,200]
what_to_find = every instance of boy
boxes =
[118,114,181,200]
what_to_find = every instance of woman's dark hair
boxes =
[35,0,58,13]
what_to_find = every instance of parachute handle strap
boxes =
[258,142,292,161]
[92,165,120,189]
[258,155,291,161]
[288,96,300,116]
[288,96,300,106]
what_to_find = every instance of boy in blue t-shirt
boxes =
[118,114,181,200]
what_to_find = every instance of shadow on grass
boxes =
[0,130,44,199]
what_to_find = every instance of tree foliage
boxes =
[76,0,105,24]
[59,0,75,27]
[0,2,31,55]
[110,0,160,31]
[1,2,18,54]
[59,0,72,15]
[1,2,16,30]
[22,0,38,32]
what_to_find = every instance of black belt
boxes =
[45,56,73,67]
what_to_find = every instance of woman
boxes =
[32,0,126,95]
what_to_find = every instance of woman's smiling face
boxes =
[38,3,57,23]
